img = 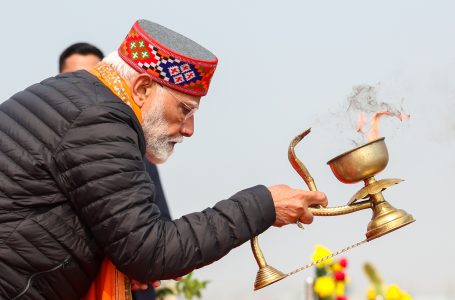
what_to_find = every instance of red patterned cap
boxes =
[119,20,218,96]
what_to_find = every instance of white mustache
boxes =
[169,136,183,144]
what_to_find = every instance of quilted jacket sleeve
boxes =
[51,104,276,281]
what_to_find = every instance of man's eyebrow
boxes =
[186,99,199,109]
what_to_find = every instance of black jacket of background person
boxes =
[133,159,170,300]
[143,159,171,221]
[0,70,275,300]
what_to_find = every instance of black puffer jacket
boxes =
[0,71,275,300]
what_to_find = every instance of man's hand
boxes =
[131,279,161,291]
[130,277,182,291]
[268,185,328,227]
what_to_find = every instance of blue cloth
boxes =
[132,158,171,300]
[133,284,156,300]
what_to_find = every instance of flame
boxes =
[347,84,410,142]
[356,111,366,134]
[357,111,410,142]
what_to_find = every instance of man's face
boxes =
[141,83,200,164]
[61,54,101,73]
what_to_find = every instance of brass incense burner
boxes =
[250,128,415,290]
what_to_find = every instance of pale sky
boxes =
[1,1,454,299]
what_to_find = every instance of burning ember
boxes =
[348,84,410,142]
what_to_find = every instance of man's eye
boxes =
[182,104,192,115]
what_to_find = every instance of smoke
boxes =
[347,84,379,113]
[308,82,412,160]
[347,84,408,116]
[345,83,410,143]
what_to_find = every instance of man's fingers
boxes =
[269,185,329,227]
[130,280,148,291]
[304,191,328,207]
[131,279,162,290]
[298,211,314,224]
[298,191,327,224]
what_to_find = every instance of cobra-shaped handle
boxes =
[288,128,322,227]
[288,128,318,192]
[288,128,372,216]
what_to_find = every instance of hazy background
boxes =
[1,1,454,299]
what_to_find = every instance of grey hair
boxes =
[102,51,140,81]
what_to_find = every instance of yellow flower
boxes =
[335,282,345,296]
[385,284,402,300]
[367,287,377,300]
[312,245,333,268]
[401,292,413,300]
[314,276,335,298]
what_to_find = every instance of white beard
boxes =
[142,93,182,164]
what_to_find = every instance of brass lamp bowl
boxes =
[327,138,388,184]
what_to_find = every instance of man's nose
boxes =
[180,115,194,137]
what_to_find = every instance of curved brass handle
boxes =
[288,128,318,191]
[287,128,372,215]
[251,236,267,268]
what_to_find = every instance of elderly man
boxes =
[0,19,327,300]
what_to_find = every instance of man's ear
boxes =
[130,74,155,108]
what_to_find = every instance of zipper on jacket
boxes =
[11,256,72,300]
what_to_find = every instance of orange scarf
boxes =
[90,63,142,123]
[82,63,143,300]
[82,259,132,300]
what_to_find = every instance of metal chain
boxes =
[286,239,368,277]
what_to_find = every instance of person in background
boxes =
[0,20,327,300]
[59,42,171,299]
[59,42,104,73]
